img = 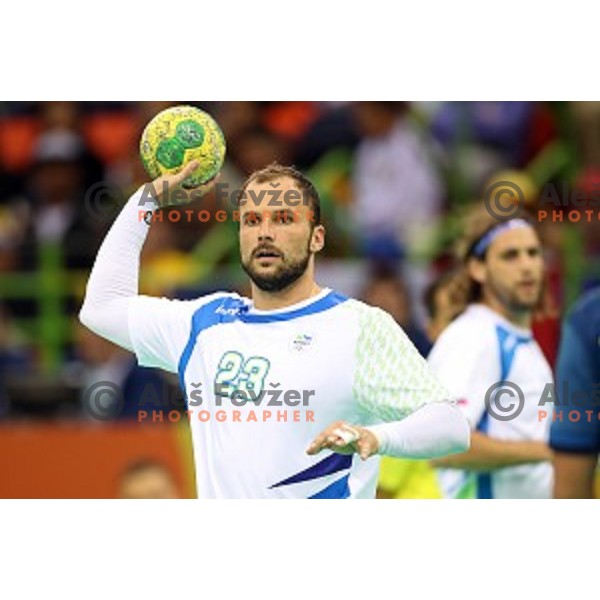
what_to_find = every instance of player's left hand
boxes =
[306,421,379,461]
[149,160,220,207]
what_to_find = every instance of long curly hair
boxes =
[448,205,543,315]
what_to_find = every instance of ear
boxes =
[310,225,325,253]
[467,257,486,286]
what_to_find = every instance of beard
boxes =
[488,277,542,313]
[242,244,311,293]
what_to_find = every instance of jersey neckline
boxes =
[245,287,332,315]
[466,303,533,339]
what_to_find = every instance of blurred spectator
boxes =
[214,101,261,148]
[0,164,21,206]
[423,269,465,344]
[293,102,360,169]
[231,128,290,175]
[569,167,600,291]
[432,102,535,176]
[352,101,443,261]
[38,102,105,187]
[0,200,25,271]
[74,325,173,421]
[118,459,180,499]
[0,304,31,418]
[362,265,431,357]
[140,219,198,296]
[571,102,600,168]
[13,129,103,271]
[262,101,320,143]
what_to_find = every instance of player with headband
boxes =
[427,207,554,498]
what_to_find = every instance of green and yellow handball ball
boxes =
[139,105,226,189]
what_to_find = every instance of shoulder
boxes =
[182,291,249,323]
[343,299,416,354]
[570,287,600,315]
[192,291,247,310]
[566,288,600,336]
[180,291,245,311]
[343,297,393,320]
[130,291,246,325]
[343,298,402,331]
[434,305,498,350]
[428,306,501,375]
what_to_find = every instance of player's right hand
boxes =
[148,160,219,207]
[306,420,379,461]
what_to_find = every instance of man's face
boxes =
[239,176,324,292]
[471,226,544,312]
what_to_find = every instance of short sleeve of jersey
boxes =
[352,304,452,422]
[127,292,228,373]
[550,312,600,453]
[427,319,500,428]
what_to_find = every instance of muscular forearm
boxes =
[553,452,597,498]
[432,431,552,470]
[79,188,155,350]
[367,402,470,459]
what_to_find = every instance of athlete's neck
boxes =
[251,272,322,311]
[481,295,532,329]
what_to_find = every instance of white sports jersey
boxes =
[127,288,451,499]
[427,304,553,499]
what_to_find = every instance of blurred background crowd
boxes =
[1,101,599,497]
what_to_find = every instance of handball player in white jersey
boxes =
[428,206,553,498]
[80,161,469,499]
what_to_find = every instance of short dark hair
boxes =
[239,162,321,226]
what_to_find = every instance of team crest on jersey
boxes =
[290,333,314,353]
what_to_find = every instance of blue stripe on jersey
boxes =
[177,291,348,400]
[476,473,493,499]
[239,291,348,324]
[476,324,532,499]
[496,325,532,384]
[308,474,351,499]
[177,297,245,399]
[270,453,353,489]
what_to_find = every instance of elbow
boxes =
[78,300,99,334]
[447,405,471,455]
[78,300,91,329]
[456,422,471,454]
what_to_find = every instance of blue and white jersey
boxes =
[428,304,553,499]
[127,288,451,499]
